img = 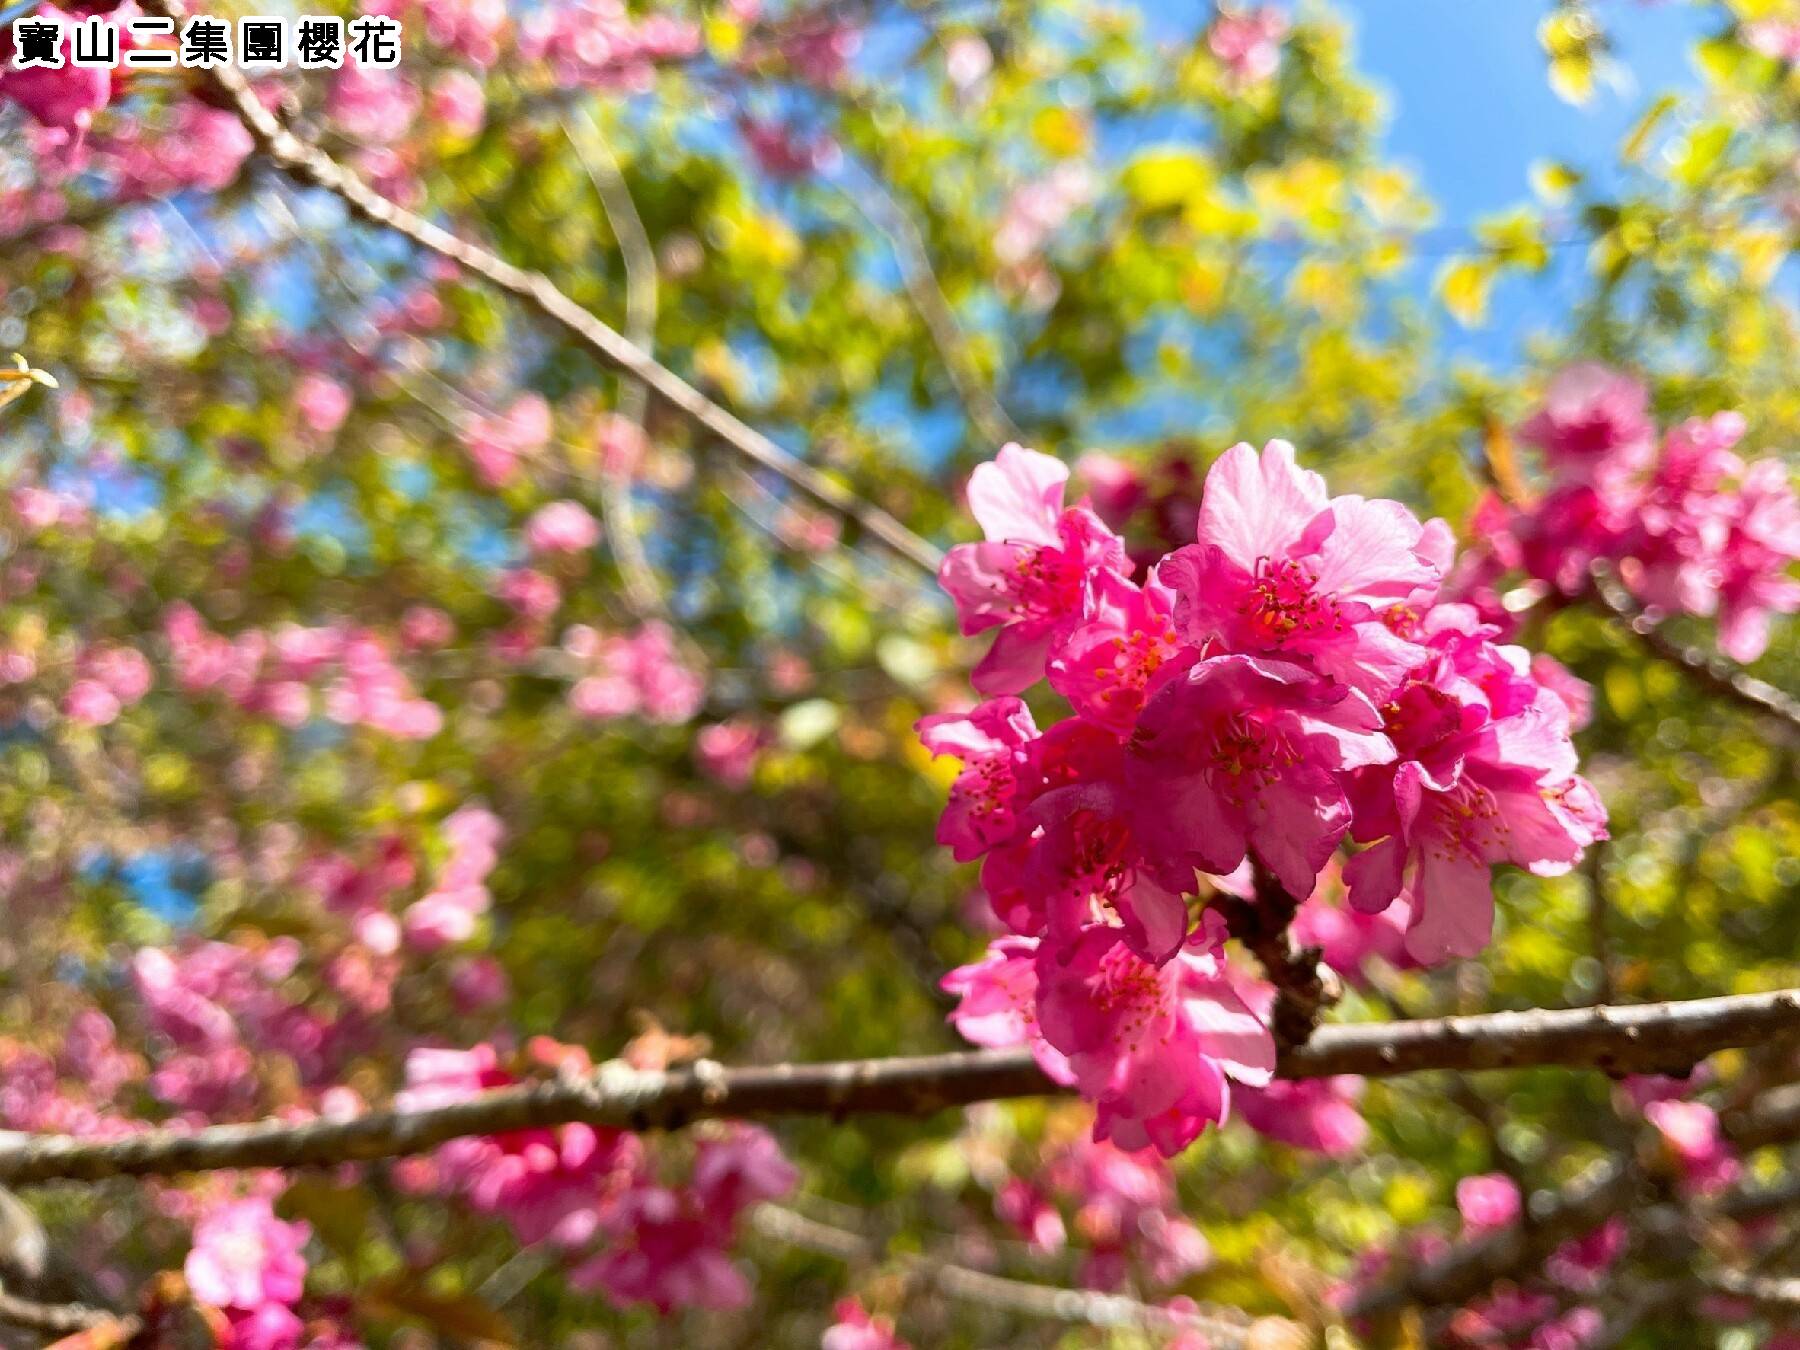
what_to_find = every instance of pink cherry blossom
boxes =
[1236,1076,1368,1155]
[1518,362,1656,482]
[1033,923,1275,1156]
[463,394,552,488]
[1161,440,1443,700]
[1342,609,1605,962]
[496,566,562,620]
[1291,880,1415,988]
[1046,569,1187,731]
[326,66,420,145]
[1455,1173,1522,1231]
[429,70,488,138]
[1128,653,1393,899]
[926,440,1606,1155]
[0,7,119,133]
[1208,6,1288,85]
[1040,1137,1209,1289]
[916,697,1041,862]
[398,1043,640,1249]
[1479,368,1800,661]
[293,374,351,435]
[823,1297,909,1350]
[184,1196,310,1312]
[566,621,705,724]
[571,1183,752,1311]
[220,1301,307,1350]
[994,1177,1066,1253]
[694,718,763,788]
[63,678,123,725]
[1645,1098,1740,1195]
[938,443,1129,694]
[1747,19,1800,61]
[524,500,601,555]
[941,934,1073,1083]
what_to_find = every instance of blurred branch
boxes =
[9,989,1800,1183]
[1351,1081,1800,1319]
[1586,565,1800,736]
[137,0,945,579]
[560,109,669,621]
[0,1283,138,1341]
[1347,1149,1637,1320]
[1697,1266,1800,1311]
[751,1205,1292,1346]
[836,164,1022,452]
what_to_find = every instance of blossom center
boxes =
[1009,544,1084,618]
[1244,556,1338,642]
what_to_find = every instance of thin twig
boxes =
[136,0,944,579]
[835,164,1022,451]
[559,107,669,620]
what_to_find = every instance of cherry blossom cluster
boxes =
[398,803,505,952]
[562,619,706,724]
[461,393,552,488]
[166,603,444,739]
[0,3,255,203]
[184,1190,320,1349]
[1207,5,1288,87]
[993,1136,1210,1291]
[926,442,1605,1155]
[132,938,354,1117]
[1336,1181,1626,1350]
[1465,363,1800,662]
[395,1041,796,1312]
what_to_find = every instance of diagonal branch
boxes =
[1586,566,1800,737]
[1348,1079,1800,1318]
[0,1281,139,1341]
[1345,1155,1639,1319]
[136,0,944,580]
[5,989,1800,1184]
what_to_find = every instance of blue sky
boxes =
[1345,1,1715,361]
[1346,0,1712,225]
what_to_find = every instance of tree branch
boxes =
[1586,566,1800,737]
[751,1205,1294,1347]
[136,0,944,580]
[1216,868,1339,1049]
[5,988,1800,1184]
